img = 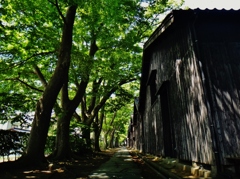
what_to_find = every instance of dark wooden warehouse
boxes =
[129,9,240,177]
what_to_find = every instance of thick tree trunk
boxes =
[94,110,104,151]
[20,5,77,166]
[94,130,101,152]
[54,112,71,159]
[53,79,89,159]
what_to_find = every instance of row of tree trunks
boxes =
[51,17,99,159]
[103,111,117,149]
[20,5,77,166]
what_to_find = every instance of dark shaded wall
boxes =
[136,10,240,169]
[128,100,144,152]
[140,13,214,165]
[195,15,240,165]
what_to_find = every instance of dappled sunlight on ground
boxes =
[0,150,115,179]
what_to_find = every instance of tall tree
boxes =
[24,4,77,165]
[0,0,65,165]
[1,0,78,165]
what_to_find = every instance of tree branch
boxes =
[20,51,56,67]
[105,111,117,136]
[55,0,67,24]
[87,78,102,114]
[73,112,82,122]
[5,77,43,93]
[48,0,67,24]
[81,96,88,122]
[0,51,56,72]
[33,65,48,88]
[86,78,136,125]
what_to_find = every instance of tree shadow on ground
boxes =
[0,149,116,179]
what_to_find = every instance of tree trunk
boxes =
[53,79,89,159]
[115,135,119,147]
[109,128,115,148]
[103,133,108,149]
[103,111,116,149]
[82,127,91,149]
[20,5,77,166]
[54,111,71,159]
[93,110,104,152]
[93,122,98,151]
[94,128,101,152]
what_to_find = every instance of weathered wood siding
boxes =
[128,100,144,151]
[138,10,240,169]
[196,18,240,164]
[133,120,142,151]
[142,21,213,164]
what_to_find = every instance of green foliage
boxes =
[0,0,182,153]
[69,120,93,153]
[70,135,92,154]
[0,93,34,127]
[0,130,29,159]
[0,0,62,129]
[1,1,62,82]
[45,135,55,155]
[102,102,133,147]
[45,120,92,155]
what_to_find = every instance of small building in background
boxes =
[0,121,12,130]
[0,121,31,133]
[130,9,240,177]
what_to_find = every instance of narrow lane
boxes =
[88,147,143,179]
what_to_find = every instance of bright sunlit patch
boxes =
[88,172,110,178]
[123,158,133,161]
[41,170,52,173]
[140,2,148,7]
[116,154,131,158]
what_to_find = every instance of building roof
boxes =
[144,8,240,50]
[139,8,240,113]
[9,127,30,133]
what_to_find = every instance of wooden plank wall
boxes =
[200,43,240,164]
[152,97,164,156]
[138,10,240,169]
[196,19,240,164]
[142,23,213,164]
